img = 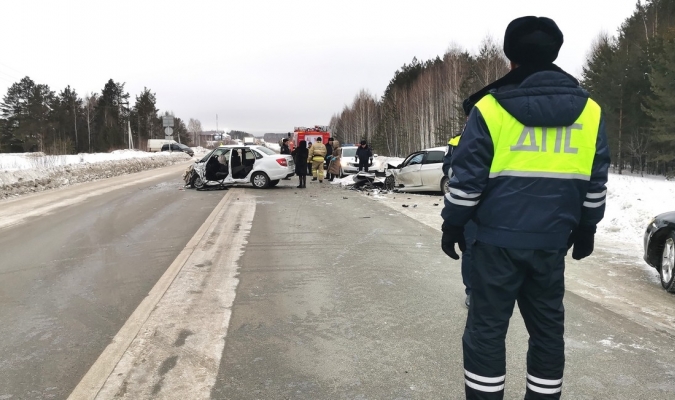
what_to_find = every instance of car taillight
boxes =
[276,158,288,167]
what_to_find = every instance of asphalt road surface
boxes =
[2,168,675,399]
[0,164,224,400]
[207,181,675,399]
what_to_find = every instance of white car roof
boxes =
[217,144,262,149]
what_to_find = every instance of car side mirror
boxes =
[397,163,403,169]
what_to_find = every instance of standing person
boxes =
[441,16,610,399]
[308,137,327,182]
[280,138,291,155]
[291,140,308,188]
[280,138,292,179]
[307,142,313,176]
[355,140,373,172]
[444,133,476,309]
[328,139,342,181]
[287,132,295,152]
[324,138,334,180]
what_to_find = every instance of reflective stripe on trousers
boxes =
[463,241,566,400]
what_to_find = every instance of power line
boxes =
[0,62,22,75]
[0,66,19,80]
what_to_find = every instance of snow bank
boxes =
[600,172,675,247]
[355,171,675,257]
[0,151,191,199]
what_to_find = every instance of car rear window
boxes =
[256,147,276,156]
[342,147,357,157]
[425,151,444,164]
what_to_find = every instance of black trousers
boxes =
[358,159,369,172]
[463,241,566,400]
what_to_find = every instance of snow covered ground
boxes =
[0,149,203,199]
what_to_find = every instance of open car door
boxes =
[230,148,257,182]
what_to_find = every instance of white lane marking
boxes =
[68,189,255,399]
[0,163,189,231]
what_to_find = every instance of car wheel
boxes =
[193,176,205,189]
[660,232,675,292]
[269,179,280,187]
[189,173,198,188]
[251,172,269,189]
[384,175,395,191]
[441,177,450,194]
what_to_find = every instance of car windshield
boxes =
[342,147,357,157]
[256,147,276,156]
[177,143,189,149]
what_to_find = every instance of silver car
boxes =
[386,147,449,193]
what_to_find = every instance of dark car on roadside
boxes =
[644,211,675,292]
[161,142,194,157]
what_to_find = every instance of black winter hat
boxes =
[503,16,563,65]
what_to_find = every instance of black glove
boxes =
[441,224,466,260]
[567,225,596,260]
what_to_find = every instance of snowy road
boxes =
[0,164,224,400]
[1,170,675,399]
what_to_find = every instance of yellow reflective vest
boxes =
[475,94,601,181]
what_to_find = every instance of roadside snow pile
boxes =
[0,150,190,199]
[600,172,675,246]
[362,172,675,257]
[191,146,210,157]
[0,149,181,171]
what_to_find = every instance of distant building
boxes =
[193,130,229,147]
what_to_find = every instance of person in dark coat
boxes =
[292,140,309,188]
[355,140,373,172]
[324,138,334,180]
[444,132,476,309]
[280,138,291,155]
[441,16,610,399]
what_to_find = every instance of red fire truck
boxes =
[293,126,331,147]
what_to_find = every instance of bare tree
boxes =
[188,118,203,147]
[84,92,98,152]
[626,130,650,176]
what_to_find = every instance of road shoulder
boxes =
[68,188,255,399]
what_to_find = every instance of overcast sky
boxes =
[0,0,638,134]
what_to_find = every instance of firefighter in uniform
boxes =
[309,136,327,182]
[441,16,610,399]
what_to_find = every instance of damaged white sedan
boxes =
[384,147,449,194]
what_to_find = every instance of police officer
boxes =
[444,134,477,309]
[441,16,610,399]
